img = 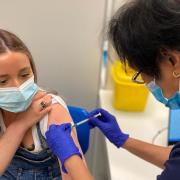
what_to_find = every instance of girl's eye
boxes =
[0,79,7,85]
[21,74,30,78]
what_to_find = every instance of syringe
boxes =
[71,112,101,129]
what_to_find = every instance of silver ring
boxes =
[40,101,47,110]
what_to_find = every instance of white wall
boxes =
[0,0,106,109]
[114,0,128,10]
[105,0,128,90]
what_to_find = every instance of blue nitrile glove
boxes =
[88,108,129,148]
[45,123,82,174]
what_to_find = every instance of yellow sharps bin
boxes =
[111,61,149,111]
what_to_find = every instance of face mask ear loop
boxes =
[153,77,156,85]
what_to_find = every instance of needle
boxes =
[71,112,101,129]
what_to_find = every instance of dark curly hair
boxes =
[108,0,180,77]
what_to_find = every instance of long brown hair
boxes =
[0,29,37,82]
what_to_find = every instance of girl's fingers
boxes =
[40,106,52,116]
[32,91,47,101]
[36,94,52,111]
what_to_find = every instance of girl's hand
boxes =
[15,91,52,130]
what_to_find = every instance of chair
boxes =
[67,106,90,154]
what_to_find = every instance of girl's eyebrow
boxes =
[0,74,8,78]
[0,67,31,78]
[19,67,31,72]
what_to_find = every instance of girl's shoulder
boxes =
[50,94,68,110]
[39,94,69,137]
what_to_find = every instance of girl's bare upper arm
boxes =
[47,103,77,141]
[47,103,86,180]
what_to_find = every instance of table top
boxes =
[99,89,169,180]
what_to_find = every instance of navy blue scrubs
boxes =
[157,143,180,180]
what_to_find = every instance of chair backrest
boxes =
[67,106,90,154]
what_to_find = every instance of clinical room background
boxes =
[0,1,129,180]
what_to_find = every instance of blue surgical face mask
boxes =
[146,79,180,109]
[0,76,39,112]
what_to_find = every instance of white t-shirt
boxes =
[0,94,68,153]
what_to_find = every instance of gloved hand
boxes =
[45,123,82,173]
[88,108,129,148]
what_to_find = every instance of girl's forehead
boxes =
[0,52,31,73]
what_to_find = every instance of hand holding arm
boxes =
[46,124,82,173]
[45,123,94,180]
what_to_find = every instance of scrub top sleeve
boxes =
[157,143,180,180]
